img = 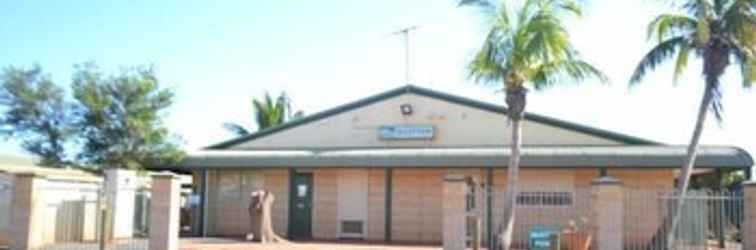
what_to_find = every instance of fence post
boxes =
[591,176,623,250]
[443,174,467,250]
[744,181,756,250]
[9,173,42,250]
[149,173,181,250]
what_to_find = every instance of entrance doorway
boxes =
[289,172,313,239]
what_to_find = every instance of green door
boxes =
[289,172,313,239]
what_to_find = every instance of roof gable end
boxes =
[207,85,658,149]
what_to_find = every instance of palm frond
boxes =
[647,14,698,43]
[467,29,509,84]
[463,0,599,90]
[741,59,755,87]
[557,0,583,17]
[722,0,756,45]
[523,12,570,62]
[709,82,725,121]
[684,0,715,18]
[529,59,609,90]
[458,0,499,25]
[673,40,693,84]
[222,123,250,136]
[734,47,756,87]
[630,37,688,85]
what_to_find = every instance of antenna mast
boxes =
[392,25,419,84]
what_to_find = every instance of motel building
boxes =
[175,85,753,246]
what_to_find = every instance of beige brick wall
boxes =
[206,169,288,237]
[391,169,444,243]
[202,167,675,245]
[609,169,675,247]
[366,169,385,241]
[264,170,289,237]
[312,169,386,241]
[312,169,338,240]
[207,170,243,236]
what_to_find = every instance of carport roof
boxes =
[176,145,753,169]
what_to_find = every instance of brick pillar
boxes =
[9,173,42,250]
[591,176,623,250]
[104,168,137,239]
[149,173,181,250]
[744,182,756,250]
[443,174,467,250]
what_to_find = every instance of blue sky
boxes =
[0,1,753,174]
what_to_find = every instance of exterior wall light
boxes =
[400,103,413,115]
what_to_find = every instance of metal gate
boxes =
[31,177,150,250]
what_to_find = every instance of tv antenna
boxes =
[391,25,419,84]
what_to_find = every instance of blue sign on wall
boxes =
[378,125,435,140]
[528,227,560,250]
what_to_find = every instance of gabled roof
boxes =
[207,85,659,149]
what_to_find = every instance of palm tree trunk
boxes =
[647,87,713,249]
[497,86,527,250]
[498,117,522,250]
[666,86,714,246]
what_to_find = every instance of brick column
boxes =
[744,181,756,250]
[9,173,42,250]
[149,173,181,250]
[443,174,467,250]
[591,176,623,250]
[104,168,137,239]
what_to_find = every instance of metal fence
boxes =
[484,187,746,250]
[491,187,595,250]
[624,188,743,250]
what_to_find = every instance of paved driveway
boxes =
[179,238,446,250]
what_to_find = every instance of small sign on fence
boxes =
[528,226,560,250]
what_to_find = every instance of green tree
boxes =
[458,0,607,249]
[224,91,303,136]
[0,65,73,167]
[72,63,183,170]
[630,0,754,247]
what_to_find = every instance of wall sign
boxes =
[378,125,435,140]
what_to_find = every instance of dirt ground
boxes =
[179,238,446,250]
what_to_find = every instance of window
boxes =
[516,192,573,206]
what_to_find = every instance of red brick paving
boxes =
[179,238,444,250]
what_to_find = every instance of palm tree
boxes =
[630,0,754,248]
[253,92,286,130]
[458,0,607,249]
[224,92,300,136]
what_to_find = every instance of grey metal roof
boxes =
[178,146,752,169]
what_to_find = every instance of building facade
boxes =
[179,85,753,245]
